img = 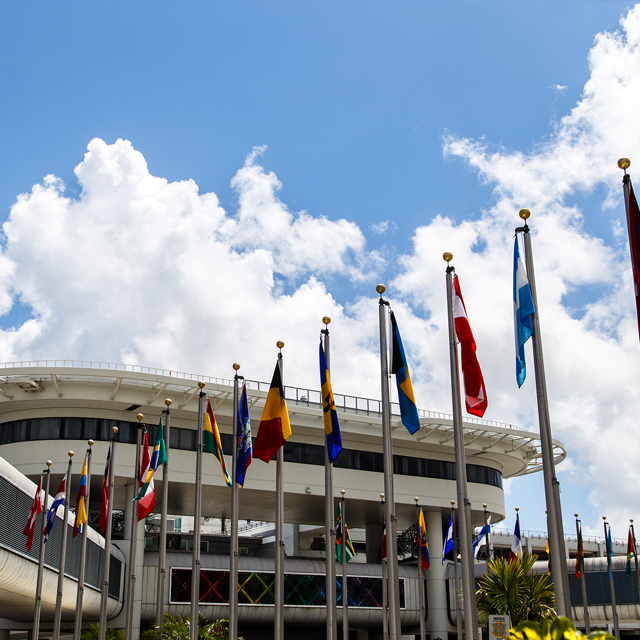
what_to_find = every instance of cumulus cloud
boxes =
[0,5,639,535]
[370,220,398,236]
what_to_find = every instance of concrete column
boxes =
[365,524,383,564]
[524,536,533,557]
[111,483,145,637]
[598,542,606,557]
[425,511,449,640]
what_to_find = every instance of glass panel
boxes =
[238,571,275,605]
[84,419,98,441]
[285,574,326,606]
[304,444,325,466]
[14,420,27,442]
[64,418,83,440]
[0,422,14,444]
[31,418,61,440]
[283,442,303,463]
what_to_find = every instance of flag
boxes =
[134,418,166,501]
[627,528,635,579]
[44,469,69,544]
[623,177,640,341]
[254,362,291,462]
[336,502,355,563]
[509,513,522,563]
[73,455,89,537]
[390,311,420,434]
[419,509,430,570]
[23,476,43,551]
[320,339,342,461]
[442,513,454,565]
[472,517,491,559]
[607,525,614,579]
[576,526,584,579]
[136,430,156,521]
[204,399,232,487]
[453,275,488,417]
[100,444,111,535]
[236,383,253,486]
[513,236,535,387]
[546,539,551,576]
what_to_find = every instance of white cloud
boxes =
[370,220,398,236]
[0,5,639,535]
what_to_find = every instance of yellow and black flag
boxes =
[254,362,291,462]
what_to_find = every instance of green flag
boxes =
[134,418,167,501]
[336,502,355,563]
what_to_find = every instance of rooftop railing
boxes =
[0,359,524,432]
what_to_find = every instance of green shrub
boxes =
[141,613,239,640]
[80,623,125,640]
[510,617,615,640]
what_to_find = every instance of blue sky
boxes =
[0,1,638,538]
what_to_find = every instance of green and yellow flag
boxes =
[204,399,231,487]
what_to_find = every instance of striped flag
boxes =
[134,418,166,501]
[336,502,355,563]
[136,430,156,521]
[320,339,342,461]
[23,476,43,551]
[390,312,420,434]
[509,513,522,563]
[419,509,430,570]
[254,362,291,462]
[204,399,231,487]
[622,175,640,341]
[236,383,253,487]
[99,444,111,534]
[627,528,635,579]
[44,469,69,543]
[442,513,454,565]
[73,455,89,537]
[576,526,584,579]
[513,236,535,387]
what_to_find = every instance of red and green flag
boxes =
[204,399,231,487]
[627,528,636,578]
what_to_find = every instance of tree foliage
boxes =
[140,613,238,640]
[476,554,555,627]
[510,616,615,640]
[81,624,125,640]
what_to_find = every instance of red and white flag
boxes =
[23,475,43,551]
[453,275,488,417]
[137,431,156,521]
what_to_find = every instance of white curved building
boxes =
[0,361,565,640]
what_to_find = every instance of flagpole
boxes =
[99,427,118,640]
[322,316,337,640]
[52,451,74,640]
[443,255,479,640]
[377,284,401,640]
[340,490,348,640]
[604,518,619,639]
[156,399,171,630]
[515,211,571,618]
[483,504,492,561]
[190,382,206,640]
[275,340,286,640]
[380,493,388,640]
[414,498,426,640]
[33,460,52,640]
[229,363,242,640]
[631,521,640,613]
[451,501,462,640]
[74,441,94,640]
[575,515,589,633]
[125,415,144,640]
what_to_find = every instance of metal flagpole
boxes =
[444,255,479,640]
[482,504,491,562]
[125,415,144,640]
[230,363,242,640]
[99,427,119,640]
[275,341,286,640]
[323,317,337,640]
[604,518,620,639]
[575,515,589,633]
[451,502,462,640]
[377,284,401,640]
[74,440,94,640]
[340,490,348,640]
[380,493,388,640]
[516,210,571,618]
[414,498,426,640]
[190,382,206,640]
[33,460,52,640]
[156,398,172,629]
[631,521,640,613]
[53,451,74,640]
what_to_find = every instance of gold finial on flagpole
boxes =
[276,340,284,350]
[112,426,118,434]
[603,516,607,521]
[575,513,579,517]
[619,158,631,172]
[451,500,455,506]
[88,439,94,447]
[376,284,386,295]
[198,381,205,389]
[380,493,384,500]
[165,398,172,406]
[519,209,530,221]
[137,413,143,423]
[515,507,519,512]
[47,460,52,467]
[443,252,453,263]
[233,363,240,371]
[68,451,74,458]
[414,497,419,503]
[322,316,331,325]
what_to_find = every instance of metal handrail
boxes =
[0,359,524,432]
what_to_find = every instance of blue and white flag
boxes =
[44,468,69,543]
[236,383,253,487]
[442,513,454,564]
[472,516,491,558]
[513,236,535,388]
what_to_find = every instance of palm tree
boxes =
[476,553,555,627]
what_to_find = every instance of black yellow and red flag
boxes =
[254,362,291,462]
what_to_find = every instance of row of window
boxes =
[170,568,407,609]
[0,417,503,488]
